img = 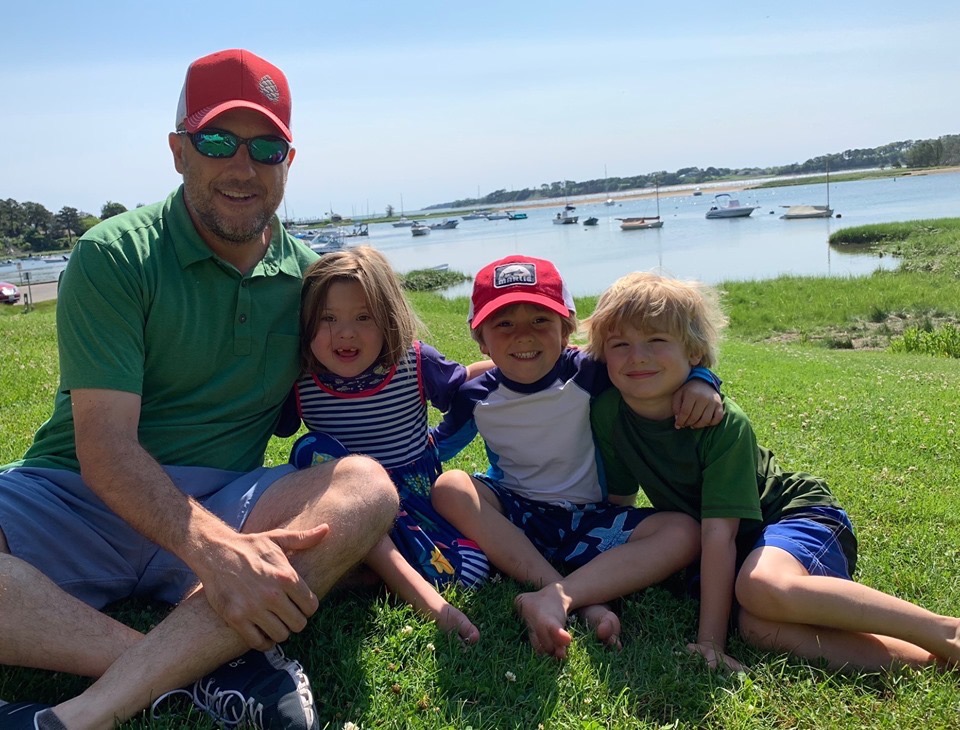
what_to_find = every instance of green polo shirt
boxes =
[15,187,318,473]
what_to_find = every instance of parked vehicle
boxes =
[0,281,21,304]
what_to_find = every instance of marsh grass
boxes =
[3,233,960,728]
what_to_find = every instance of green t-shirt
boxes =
[591,389,839,541]
[12,187,318,473]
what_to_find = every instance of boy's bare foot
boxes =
[514,588,573,659]
[437,603,480,644]
[578,603,622,650]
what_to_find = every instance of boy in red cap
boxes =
[431,254,723,659]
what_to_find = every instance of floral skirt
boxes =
[289,432,488,588]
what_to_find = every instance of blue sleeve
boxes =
[431,373,489,461]
[687,365,722,392]
[567,348,612,396]
[418,341,467,413]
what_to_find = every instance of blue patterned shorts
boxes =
[477,477,655,570]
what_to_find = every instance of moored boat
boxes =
[706,194,757,219]
[411,222,431,236]
[618,217,663,230]
[553,204,579,225]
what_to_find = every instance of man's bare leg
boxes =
[32,456,396,729]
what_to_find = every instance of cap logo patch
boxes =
[259,75,281,102]
[494,263,536,288]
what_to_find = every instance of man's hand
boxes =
[672,378,723,429]
[193,524,329,650]
[686,641,747,673]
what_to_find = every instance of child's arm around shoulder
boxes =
[673,366,723,430]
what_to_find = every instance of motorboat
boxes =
[485,211,510,220]
[303,229,346,254]
[429,218,459,230]
[410,222,431,236]
[506,211,527,220]
[392,217,415,228]
[583,217,599,226]
[705,194,757,219]
[553,205,579,225]
[461,210,488,220]
[618,217,663,231]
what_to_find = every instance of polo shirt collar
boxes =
[166,186,302,279]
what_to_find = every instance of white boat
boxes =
[429,218,459,230]
[410,222,431,236]
[553,204,579,225]
[781,162,834,219]
[485,211,510,220]
[461,210,488,220]
[603,165,616,206]
[303,228,346,253]
[392,217,415,228]
[705,193,757,219]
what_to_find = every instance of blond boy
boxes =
[586,271,960,671]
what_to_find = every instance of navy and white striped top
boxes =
[295,341,467,470]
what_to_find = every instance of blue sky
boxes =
[4,1,957,220]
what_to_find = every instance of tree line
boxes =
[4,134,959,252]
[1,200,130,256]
[427,133,960,211]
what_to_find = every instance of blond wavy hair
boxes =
[300,246,423,373]
[582,271,727,368]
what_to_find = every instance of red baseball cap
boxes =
[469,255,575,329]
[175,49,293,142]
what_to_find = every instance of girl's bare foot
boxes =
[514,588,573,659]
[436,603,480,644]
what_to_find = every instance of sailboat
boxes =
[392,194,415,227]
[781,162,834,219]
[603,165,615,206]
[618,178,663,230]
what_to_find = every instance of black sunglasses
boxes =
[177,128,290,165]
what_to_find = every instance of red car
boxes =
[0,281,21,304]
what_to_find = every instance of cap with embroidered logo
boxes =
[468,254,575,329]
[175,48,292,142]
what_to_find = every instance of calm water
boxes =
[4,172,958,293]
[365,171,960,297]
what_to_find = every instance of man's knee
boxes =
[325,455,398,526]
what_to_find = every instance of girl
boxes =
[279,246,489,642]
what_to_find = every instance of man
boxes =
[0,49,398,729]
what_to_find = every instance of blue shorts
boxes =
[478,477,655,570]
[750,506,858,579]
[0,464,296,609]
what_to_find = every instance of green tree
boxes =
[100,201,128,220]
[385,204,395,218]
[55,206,82,246]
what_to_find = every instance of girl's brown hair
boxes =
[299,246,422,373]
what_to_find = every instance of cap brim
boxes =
[184,100,292,142]
[470,292,571,329]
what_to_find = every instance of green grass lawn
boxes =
[2,229,960,728]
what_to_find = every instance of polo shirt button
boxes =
[239,314,247,324]
[241,280,249,287]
